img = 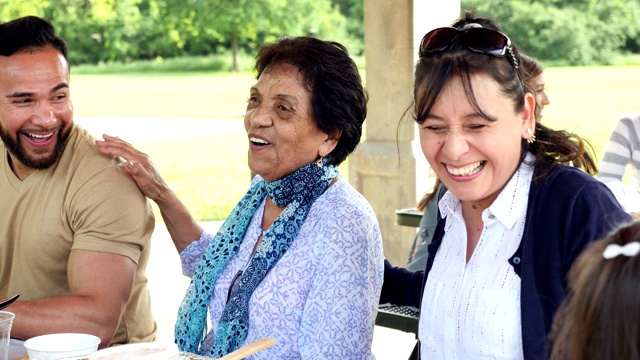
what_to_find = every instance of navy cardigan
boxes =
[381,165,632,359]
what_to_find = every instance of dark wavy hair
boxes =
[0,15,68,65]
[254,36,368,166]
[551,220,640,360]
[415,12,596,210]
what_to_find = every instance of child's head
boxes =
[551,221,640,360]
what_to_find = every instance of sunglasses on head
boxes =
[419,26,519,69]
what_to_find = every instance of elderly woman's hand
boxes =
[96,134,171,205]
[97,134,203,253]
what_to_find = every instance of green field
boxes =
[71,72,256,118]
[542,66,640,151]
[70,65,640,221]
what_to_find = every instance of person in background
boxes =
[0,16,156,347]
[382,12,631,359]
[96,36,383,359]
[551,220,640,360]
[521,53,550,122]
[597,112,640,216]
[405,180,445,271]
[408,51,555,270]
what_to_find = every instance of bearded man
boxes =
[0,15,156,348]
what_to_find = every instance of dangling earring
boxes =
[526,128,536,144]
[316,156,324,167]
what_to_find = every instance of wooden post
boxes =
[350,0,459,265]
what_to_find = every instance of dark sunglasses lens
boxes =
[420,28,459,55]
[464,28,508,55]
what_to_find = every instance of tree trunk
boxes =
[231,30,239,72]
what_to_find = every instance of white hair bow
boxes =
[602,242,640,259]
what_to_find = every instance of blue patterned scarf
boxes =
[175,158,338,357]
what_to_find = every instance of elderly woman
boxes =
[381,13,631,359]
[97,37,383,359]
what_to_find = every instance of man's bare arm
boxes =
[7,250,136,349]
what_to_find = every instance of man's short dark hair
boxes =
[0,15,68,63]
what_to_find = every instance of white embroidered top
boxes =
[181,176,384,359]
[419,153,534,359]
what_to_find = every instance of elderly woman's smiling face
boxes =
[244,63,338,182]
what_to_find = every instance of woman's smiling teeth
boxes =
[446,161,485,176]
[250,137,270,146]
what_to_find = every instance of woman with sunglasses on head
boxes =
[381,13,631,359]
[408,52,553,272]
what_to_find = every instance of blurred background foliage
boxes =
[1,0,639,69]
[0,0,364,71]
[463,0,640,65]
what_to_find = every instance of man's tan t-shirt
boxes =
[0,124,157,344]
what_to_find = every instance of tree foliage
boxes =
[0,0,362,68]
[0,0,637,67]
[462,0,640,65]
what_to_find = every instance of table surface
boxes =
[395,207,423,227]
[8,339,215,360]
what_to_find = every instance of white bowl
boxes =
[24,333,100,360]
[88,342,179,359]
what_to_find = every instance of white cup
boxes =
[0,311,15,360]
[24,333,100,360]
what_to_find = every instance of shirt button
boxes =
[488,214,495,219]
[513,257,521,264]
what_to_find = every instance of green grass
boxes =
[542,65,640,159]
[70,64,640,221]
[72,53,256,74]
[71,53,366,75]
[135,134,250,221]
[71,72,256,118]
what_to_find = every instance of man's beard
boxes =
[0,124,72,170]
